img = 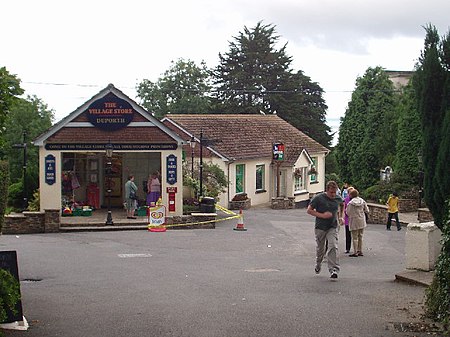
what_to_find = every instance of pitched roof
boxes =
[34,84,184,146]
[163,114,329,164]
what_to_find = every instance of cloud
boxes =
[231,0,450,54]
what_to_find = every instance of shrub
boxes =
[0,161,9,233]
[0,269,21,324]
[425,200,450,333]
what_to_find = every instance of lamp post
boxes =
[12,131,28,210]
[199,130,203,199]
[105,142,114,225]
[190,135,196,180]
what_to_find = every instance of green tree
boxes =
[414,25,447,227]
[137,58,212,119]
[336,67,397,190]
[3,96,54,206]
[415,24,450,330]
[213,21,332,146]
[213,21,292,114]
[0,67,24,155]
[394,81,422,184]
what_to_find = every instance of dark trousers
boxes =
[345,225,352,252]
[387,212,400,229]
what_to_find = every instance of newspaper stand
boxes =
[148,205,167,232]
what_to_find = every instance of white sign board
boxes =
[149,206,166,226]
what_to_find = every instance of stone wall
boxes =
[418,208,434,223]
[399,198,419,212]
[271,197,295,209]
[166,214,216,229]
[229,198,251,210]
[366,203,387,224]
[3,210,60,234]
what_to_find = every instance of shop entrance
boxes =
[61,152,161,210]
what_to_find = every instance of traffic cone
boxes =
[233,209,247,231]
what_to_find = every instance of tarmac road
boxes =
[0,207,439,337]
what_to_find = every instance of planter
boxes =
[228,198,251,210]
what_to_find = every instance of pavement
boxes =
[60,207,435,287]
[0,206,442,337]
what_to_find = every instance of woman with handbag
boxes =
[125,175,138,219]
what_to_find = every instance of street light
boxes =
[12,131,27,211]
[199,130,204,199]
[190,135,196,180]
[105,142,114,225]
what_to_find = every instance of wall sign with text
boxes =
[45,154,56,185]
[166,154,177,185]
[86,92,135,131]
[273,143,285,161]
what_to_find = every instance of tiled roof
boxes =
[164,114,329,164]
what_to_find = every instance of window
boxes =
[310,157,318,183]
[236,164,245,193]
[256,164,265,191]
[294,167,307,192]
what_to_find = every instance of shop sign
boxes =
[273,143,285,161]
[166,154,177,185]
[86,93,134,131]
[45,143,177,151]
[45,154,56,185]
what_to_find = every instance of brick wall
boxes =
[271,197,295,209]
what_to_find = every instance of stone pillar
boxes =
[405,222,442,271]
[45,209,60,233]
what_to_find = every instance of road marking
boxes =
[118,254,152,258]
[245,268,280,273]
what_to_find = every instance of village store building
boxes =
[34,84,185,216]
[163,114,329,208]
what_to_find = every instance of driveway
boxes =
[0,207,436,337]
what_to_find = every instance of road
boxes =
[0,207,436,337]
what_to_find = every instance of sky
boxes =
[1,0,449,144]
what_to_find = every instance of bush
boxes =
[425,200,450,333]
[7,181,23,211]
[0,269,21,324]
[362,182,416,204]
[0,161,9,233]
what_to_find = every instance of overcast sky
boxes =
[1,0,449,143]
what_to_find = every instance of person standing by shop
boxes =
[125,175,138,219]
[146,172,161,206]
[386,191,401,231]
[307,181,344,280]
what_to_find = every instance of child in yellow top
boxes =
[386,192,401,231]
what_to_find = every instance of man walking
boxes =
[307,181,344,279]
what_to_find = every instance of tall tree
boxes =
[336,67,397,189]
[4,96,54,200]
[393,81,422,184]
[137,58,212,119]
[0,66,24,155]
[213,21,292,113]
[213,22,332,146]
[414,25,447,227]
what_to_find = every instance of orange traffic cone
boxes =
[233,209,247,231]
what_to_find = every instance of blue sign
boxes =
[166,154,177,185]
[86,92,134,131]
[45,154,56,185]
